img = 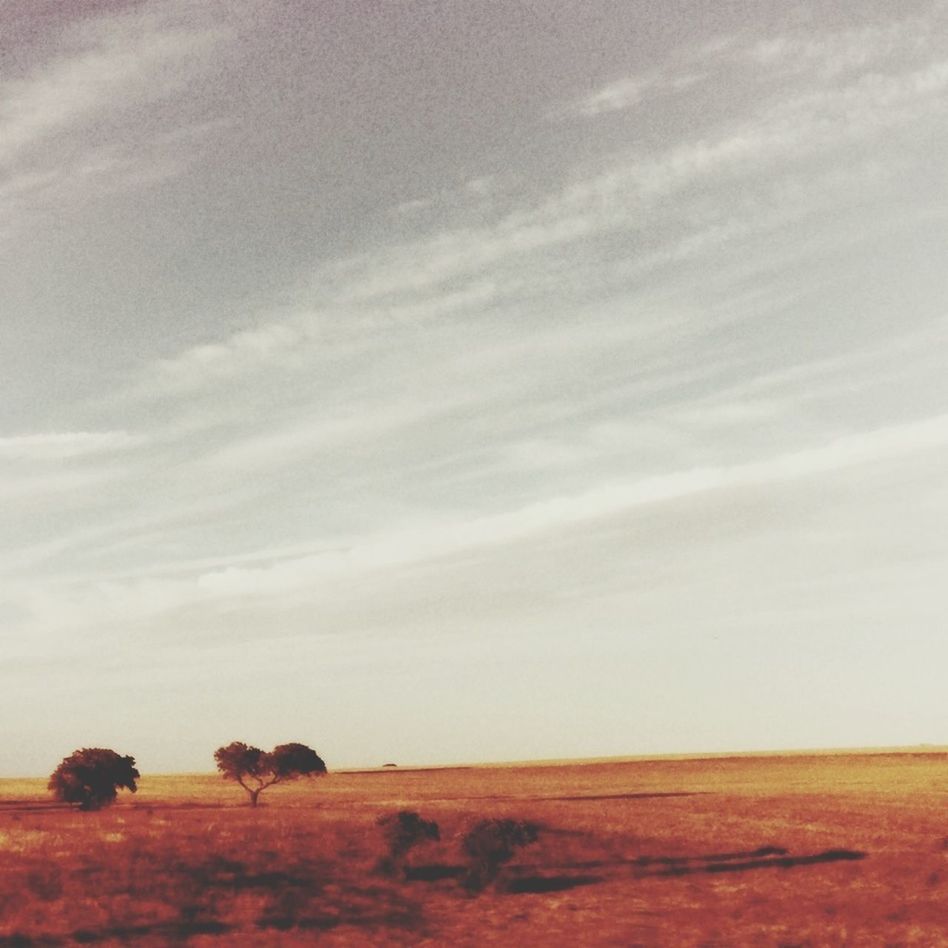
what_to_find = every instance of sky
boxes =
[2,0,947,776]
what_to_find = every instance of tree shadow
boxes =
[643,848,866,878]
[404,864,467,882]
[547,791,706,802]
[503,874,604,894]
[636,845,790,867]
[0,801,73,814]
[0,935,62,947]
[515,844,865,881]
[0,921,234,945]
[404,862,606,894]
[82,921,231,943]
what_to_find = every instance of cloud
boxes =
[0,468,126,506]
[555,68,706,121]
[196,398,450,473]
[0,7,230,167]
[149,322,305,393]
[0,431,143,515]
[0,2,239,246]
[394,196,435,215]
[745,17,929,79]
[109,6,946,415]
[0,431,144,460]
[26,410,947,637]
[135,278,502,400]
[557,7,941,123]
[321,55,948,307]
[566,76,650,117]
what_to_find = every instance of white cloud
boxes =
[0,468,125,505]
[394,196,435,215]
[0,11,229,166]
[556,69,706,121]
[137,279,501,399]
[464,175,498,197]
[110,8,947,416]
[322,56,948,307]
[26,411,947,634]
[0,4,239,247]
[0,431,144,460]
[568,76,649,117]
[745,17,928,79]
[150,322,304,393]
[197,398,450,473]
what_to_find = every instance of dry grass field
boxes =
[0,750,945,945]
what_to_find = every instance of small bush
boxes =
[461,819,539,890]
[375,811,440,876]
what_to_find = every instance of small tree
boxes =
[49,748,140,810]
[214,741,326,806]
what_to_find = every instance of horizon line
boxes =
[1,742,945,781]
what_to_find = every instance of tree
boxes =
[214,741,326,806]
[49,748,140,810]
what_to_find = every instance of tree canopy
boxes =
[214,741,326,806]
[48,748,140,810]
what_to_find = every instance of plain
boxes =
[0,751,946,945]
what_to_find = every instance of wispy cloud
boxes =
[134,278,502,400]
[558,71,705,119]
[0,431,144,517]
[99,4,944,421]
[0,2,238,245]
[320,49,948,307]
[565,76,650,117]
[745,17,929,78]
[22,410,948,639]
[0,9,229,166]
[0,467,127,506]
[147,322,305,394]
[0,430,144,460]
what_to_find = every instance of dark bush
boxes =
[49,748,140,810]
[461,819,539,890]
[375,811,440,876]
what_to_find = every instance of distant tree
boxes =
[375,810,440,876]
[461,818,540,890]
[48,748,140,810]
[214,741,326,806]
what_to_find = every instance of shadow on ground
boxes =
[646,848,866,877]
[499,845,867,892]
[503,874,604,893]
[0,801,73,814]
[546,792,706,802]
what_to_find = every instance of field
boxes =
[0,751,946,945]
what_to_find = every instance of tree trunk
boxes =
[249,788,260,807]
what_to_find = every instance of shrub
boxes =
[461,819,539,890]
[375,811,440,876]
[48,748,140,810]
